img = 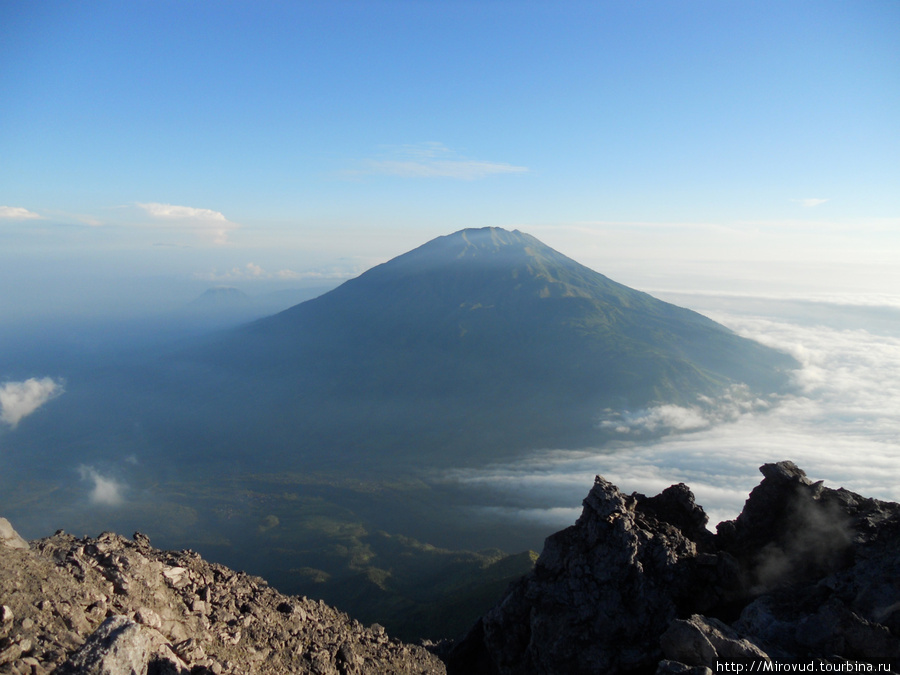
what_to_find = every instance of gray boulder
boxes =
[56,616,151,675]
[660,614,768,667]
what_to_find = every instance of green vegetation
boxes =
[1,468,539,641]
[221,473,540,641]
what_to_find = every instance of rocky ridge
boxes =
[4,461,899,675]
[0,520,445,674]
[447,461,900,674]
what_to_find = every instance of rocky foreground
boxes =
[0,520,445,674]
[3,461,900,674]
[447,461,900,674]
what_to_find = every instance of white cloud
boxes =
[443,298,900,531]
[354,142,528,180]
[136,202,237,244]
[137,202,228,221]
[598,386,771,436]
[475,505,582,528]
[78,466,125,506]
[792,198,829,208]
[0,377,64,428]
[192,262,271,282]
[0,206,41,220]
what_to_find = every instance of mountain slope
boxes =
[0,521,446,674]
[182,227,796,465]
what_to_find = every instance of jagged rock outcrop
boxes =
[447,461,900,674]
[0,522,445,674]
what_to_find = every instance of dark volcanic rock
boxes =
[0,524,445,674]
[448,461,900,674]
[469,476,707,674]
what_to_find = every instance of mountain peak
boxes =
[364,227,543,275]
[442,226,534,253]
[338,226,612,307]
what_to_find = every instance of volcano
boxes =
[182,227,796,466]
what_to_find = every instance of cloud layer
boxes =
[0,206,41,220]
[0,377,64,428]
[136,202,237,244]
[597,385,773,436]
[444,297,900,530]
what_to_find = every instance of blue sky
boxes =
[1,1,898,316]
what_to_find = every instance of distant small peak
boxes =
[204,286,244,294]
[190,287,252,306]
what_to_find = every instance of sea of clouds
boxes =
[446,295,900,529]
